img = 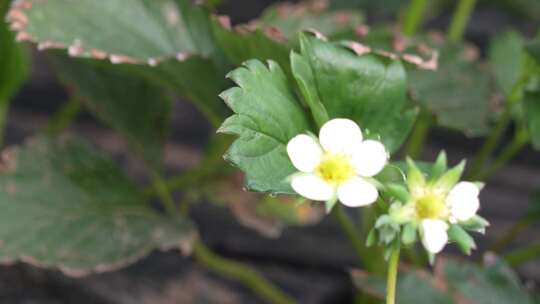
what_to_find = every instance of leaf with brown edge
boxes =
[7,0,220,65]
[254,0,364,42]
[208,173,324,238]
[0,136,196,277]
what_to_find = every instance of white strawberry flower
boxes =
[389,156,484,255]
[286,118,388,208]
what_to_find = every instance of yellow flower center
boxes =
[315,153,355,185]
[415,192,447,219]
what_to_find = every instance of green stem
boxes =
[148,169,179,215]
[148,162,295,304]
[476,129,529,180]
[504,242,540,267]
[332,204,367,267]
[467,108,512,180]
[404,109,432,159]
[386,247,400,304]
[489,217,533,252]
[403,0,428,36]
[0,100,9,147]
[47,98,82,136]
[447,0,477,42]
[192,240,296,304]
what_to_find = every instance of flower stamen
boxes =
[315,153,355,185]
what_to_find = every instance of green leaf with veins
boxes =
[0,137,195,276]
[298,33,416,153]
[218,60,310,194]
[50,56,172,168]
[9,0,219,61]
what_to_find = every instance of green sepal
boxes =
[401,223,417,245]
[459,215,490,234]
[406,157,426,190]
[432,160,466,191]
[430,151,448,182]
[385,183,411,203]
[448,224,476,255]
[366,228,377,247]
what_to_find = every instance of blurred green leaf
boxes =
[489,31,525,98]
[352,257,534,304]
[257,1,364,41]
[409,43,492,136]
[0,0,29,145]
[9,0,218,61]
[526,33,540,64]
[211,17,290,73]
[352,269,453,304]
[51,57,172,168]
[298,33,416,153]
[218,60,310,194]
[0,137,195,275]
[442,258,533,304]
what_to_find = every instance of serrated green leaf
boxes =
[299,33,413,153]
[257,1,364,41]
[50,56,172,168]
[10,0,218,61]
[489,31,525,97]
[448,224,476,255]
[0,137,195,275]
[218,60,310,194]
[290,51,329,128]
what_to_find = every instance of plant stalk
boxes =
[504,242,540,267]
[46,97,82,136]
[489,217,533,252]
[192,240,296,304]
[332,204,368,268]
[403,0,428,37]
[386,247,400,304]
[404,108,432,159]
[467,107,512,180]
[0,100,9,147]
[447,0,477,42]
[476,129,529,180]
[149,171,296,304]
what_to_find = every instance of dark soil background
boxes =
[2,1,540,303]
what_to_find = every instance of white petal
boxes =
[287,134,323,173]
[291,174,334,201]
[351,140,388,177]
[421,219,449,254]
[319,118,363,154]
[337,177,378,207]
[447,181,480,222]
